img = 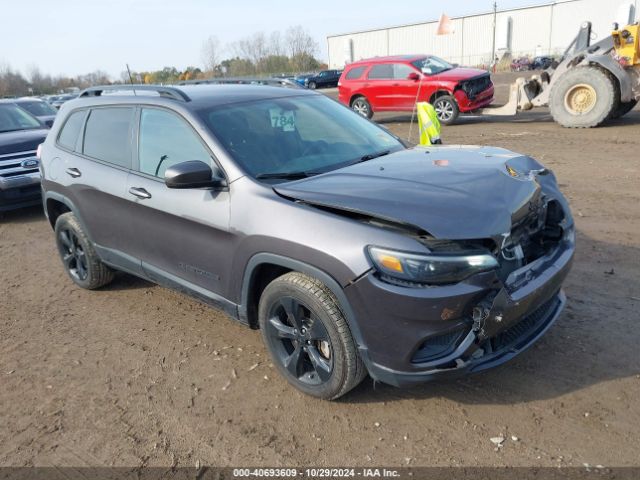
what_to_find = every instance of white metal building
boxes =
[327,0,638,68]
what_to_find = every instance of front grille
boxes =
[491,293,560,350]
[411,327,467,364]
[459,73,492,100]
[0,150,39,179]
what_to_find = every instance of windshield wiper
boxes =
[354,150,391,164]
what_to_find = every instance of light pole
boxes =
[491,1,497,71]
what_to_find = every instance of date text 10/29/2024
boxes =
[233,468,401,478]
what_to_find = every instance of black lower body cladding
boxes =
[343,233,574,387]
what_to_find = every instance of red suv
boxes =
[338,55,494,124]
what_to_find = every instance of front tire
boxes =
[549,66,616,128]
[258,272,367,400]
[54,212,114,289]
[307,81,317,90]
[433,95,459,125]
[351,96,373,119]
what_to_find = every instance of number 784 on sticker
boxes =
[269,109,296,131]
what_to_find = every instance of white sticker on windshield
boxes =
[269,109,295,131]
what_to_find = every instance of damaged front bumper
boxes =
[344,229,574,388]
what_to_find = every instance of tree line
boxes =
[0,26,323,97]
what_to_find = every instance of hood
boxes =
[273,146,548,240]
[432,67,488,81]
[0,128,49,155]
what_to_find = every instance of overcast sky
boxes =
[1,0,549,78]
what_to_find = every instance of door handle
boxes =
[128,187,152,199]
[65,167,81,178]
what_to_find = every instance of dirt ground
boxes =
[1,73,639,469]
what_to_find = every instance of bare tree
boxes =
[201,35,222,73]
[285,25,319,71]
[27,65,52,94]
[268,31,284,57]
[233,32,269,67]
[78,70,111,87]
[0,63,30,97]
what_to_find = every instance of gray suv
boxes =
[40,84,575,400]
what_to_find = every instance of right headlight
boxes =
[368,246,499,286]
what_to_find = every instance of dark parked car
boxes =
[40,84,574,399]
[44,95,61,105]
[51,94,78,110]
[12,97,58,127]
[304,70,342,89]
[0,103,48,212]
[511,56,532,72]
[532,56,555,70]
[293,73,315,87]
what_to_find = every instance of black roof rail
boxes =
[79,85,191,101]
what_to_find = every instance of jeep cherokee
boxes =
[40,84,574,400]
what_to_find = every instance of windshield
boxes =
[16,100,57,116]
[200,95,404,181]
[0,104,42,133]
[411,56,454,75]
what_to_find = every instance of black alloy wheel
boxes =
[58,228,89,282]
[264,295,333,385]
[258,272,367,399]
[54,212,114,289]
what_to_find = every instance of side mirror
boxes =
[164,160,227,189]
[407,72,420,81]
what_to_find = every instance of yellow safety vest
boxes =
[416,102,442,146]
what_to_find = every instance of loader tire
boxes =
[610,99,638,119]
[549,66,616,128]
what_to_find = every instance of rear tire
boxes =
[432,95,459,125]
[258,272,367,400]
[549,66,616,128]
[54,212,114,289]
[351,96,373,119]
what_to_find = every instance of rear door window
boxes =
[57,110,86,151]
[367,64,394,80]
[345,66,366,80]
[83,107,134,168]
[137,108,211,178]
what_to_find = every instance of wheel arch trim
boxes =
[429,89,454,103]
[44,191,95,243]
[239,253,368,355]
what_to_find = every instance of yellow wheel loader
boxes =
[482,21,640,127]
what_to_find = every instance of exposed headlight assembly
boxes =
[368,246,499,286]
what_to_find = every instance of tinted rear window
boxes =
[345,66,366,80]
[17,100,57,116]
[57,110,85,151]
[83,107,133,167]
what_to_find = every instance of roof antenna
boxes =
[126,63,137,95]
